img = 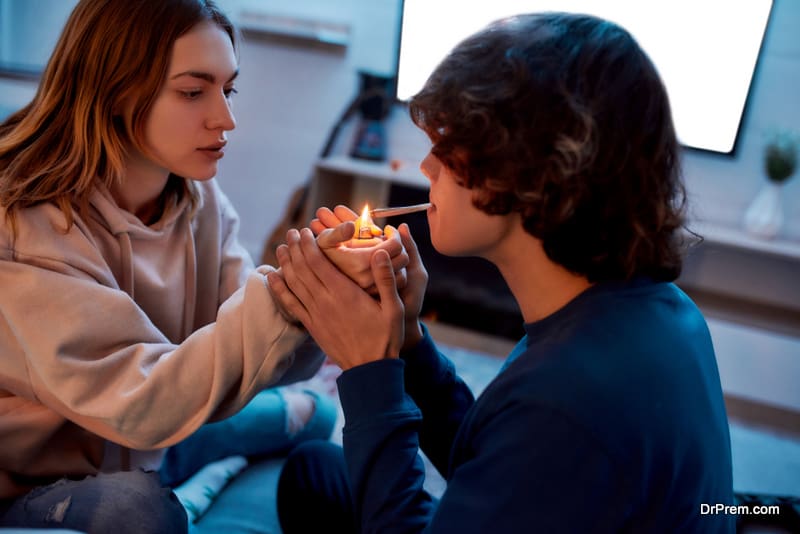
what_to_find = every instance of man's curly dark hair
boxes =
[409,12,687,282]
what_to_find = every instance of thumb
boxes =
[372,249,401,307]
[399,223,421,265]
[373,249,405,358]
[317,221,355,249]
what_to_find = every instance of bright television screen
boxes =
[396,0,774,155]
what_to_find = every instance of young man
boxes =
[268,12,735,533]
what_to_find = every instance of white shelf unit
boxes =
[689,220,800,261]
[305,155,428,219]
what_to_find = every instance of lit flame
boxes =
[360,204,371,227]
[353,203,381,239]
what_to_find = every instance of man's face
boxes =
[421,150,518,259]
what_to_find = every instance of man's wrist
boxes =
[402,319,424,351]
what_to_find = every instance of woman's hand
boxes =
[309,205,359,235]
[312,207,409,293]
[267,228,404,371]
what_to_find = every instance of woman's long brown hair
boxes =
[0,0,237,232]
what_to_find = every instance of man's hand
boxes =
[267,228,404,371]
[311,206,429,351]
[397,223,428,350]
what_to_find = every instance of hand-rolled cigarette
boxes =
[370,203,432,218]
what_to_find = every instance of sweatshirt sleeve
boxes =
[210,183,326,389]
[0,243,312,450]
[338,359,629,533]
[337,359,437,533]
[334,329,473,534]
[398,326,474,474]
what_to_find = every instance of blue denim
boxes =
[160,387,338,486]
[0,469,187,533]
[0,387,337,532]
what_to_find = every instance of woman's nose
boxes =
[207,93,236,131]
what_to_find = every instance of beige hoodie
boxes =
[0,179,320,498]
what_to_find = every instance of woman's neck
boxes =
[112,153,170,224]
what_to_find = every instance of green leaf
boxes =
[764,137,798,183]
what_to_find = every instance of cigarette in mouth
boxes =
[370,203,432,218]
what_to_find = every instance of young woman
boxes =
[269,12,736,533]
[0,1,405,531]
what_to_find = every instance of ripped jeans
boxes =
[159,387,335,486]
[0,470,187,534]
[0,387,337,533]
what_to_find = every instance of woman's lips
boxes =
[198,143,226,159]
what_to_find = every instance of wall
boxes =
[683,0,800,237]
[0,0,76,69]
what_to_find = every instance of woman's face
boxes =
[140,21,238,181]
[421,149,518,259]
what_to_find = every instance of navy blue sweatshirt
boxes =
[337,279,735,533]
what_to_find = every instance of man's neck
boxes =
[490,230,592,324]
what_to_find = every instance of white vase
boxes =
[743,181,784,239]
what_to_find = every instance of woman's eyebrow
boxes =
[170,69,240,83]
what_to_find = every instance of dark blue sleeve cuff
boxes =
[398,324,458,397]
[399,323,437,365]
[337,359,410,421]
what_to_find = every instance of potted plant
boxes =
[743,129,798,239]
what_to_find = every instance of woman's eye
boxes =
[180,90,202,100]
[224,87,239,99]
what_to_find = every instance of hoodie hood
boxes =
[89,180,198,239]
[88,181,199,341]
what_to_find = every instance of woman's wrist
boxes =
[263,267,304,329]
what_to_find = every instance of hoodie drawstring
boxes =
[118,232,135,298]
[182,216,197,340]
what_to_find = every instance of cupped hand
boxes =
[267,228,404,370]
[309,205,358,235]
[312,208,429,350]
[312,208,409,293]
